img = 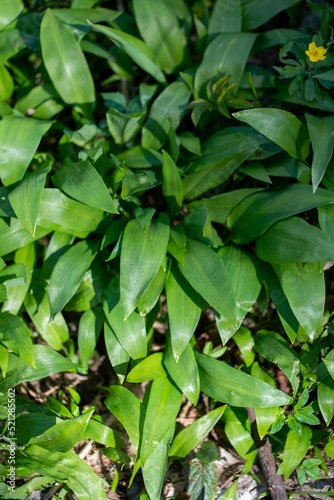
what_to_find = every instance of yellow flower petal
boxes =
[305,42,327,62]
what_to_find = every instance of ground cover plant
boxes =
[0,0,334,498]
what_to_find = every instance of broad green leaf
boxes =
[29,410,94,452]
[142,435,170,500]
[2,242,35,315]
[106,107,146,145]
[25,291,69,351]
[318,350,334,425]
[306,113,334,192]
[38,188,104,237]
[8,164,51,236]
[127,352,165,382]
[0,345,76,392]
[78,309,103,368]
[189,188,263,225]
[104,279,147,360]
[196,352,292,407]
[223,406,256,472]
[233,108,309,160]
[169,406,226,458]
[178,239,236,327]
[104,322,129,383]
[0,312,34,367]
[272,262,325,340]
[216,247,261,343]
[53,8,120,25]
[137,264,167,316]
[0,115,52,186]
[233,326,255,368]
[142,81,191,150]
[325,440,334,459]
[254,407,281,440]
[280,425,312,478]
[0,0,23,29]
[120,213,170,318]
[209,0,241,34]
[194,33,257,98]
[15,413,58,443]
[105,386,141,452]
[162,150,183,218]
[219,481,237,500]
[0,218,50,256]
[241,0,298,30]
[41,9,95,107]
[0,343,8,376]
[0,63,14,100]
[165,264,201,360]
[90,23,166,83]
[183,132,262,199]
[47,240,97,320]
[257,217,334,263]
[85,418,120,448]
[187,443,220,500]
[228,184,334,244]
[17,445,106,500]
[133,0,187,73]
[53,160,118,214]
[140,376,182,465]
[163,340,200,405]
[255,330,300,397]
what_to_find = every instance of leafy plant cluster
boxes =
[0,0,334,499]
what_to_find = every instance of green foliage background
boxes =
[0,0,334,498]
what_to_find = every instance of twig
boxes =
[247,408,288,500]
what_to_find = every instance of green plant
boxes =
[0,1,334,499]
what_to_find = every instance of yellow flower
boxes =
[305,42,327,62]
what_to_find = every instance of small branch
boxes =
[248,408,288,500]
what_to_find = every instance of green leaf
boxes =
[90,22,166,83]
[142,81,191,150]
[120,212,170,318]
[162,150,184,218]
[137,264,167,316]
[29,410,94,453]
[17,445,106,500]
[233,108,309,160]
[53,160,118,214]
[196,352,292,408]
[133,0,187,73]
[0,0,23,29]
[306,113,334,192]
[140,376,182,466]
[228,184,334,244]
[25,291,69,351]
[318,350,334,425]
[223,406,256,472]
[272,262,325,340]
[0,312,34,367]
[256,216,334,263]
[178,239,236,327]
[85,418,120,448]
[105,385,141,452]
[254,407,281,440]
[165,264,201,360]
[127,352,165,382]
[0,115,53,186]
[38,188,104,237]
[104,278,147,360]
[106,107,146,145]
[0,345,76,392]
[183,132,262,199]
[280,425,312,478]
[233,326,255,368]
[104,322,129,383]
[163,340,200,405]
[241,0,298,30]
[8,164,51,236]
[142,436,170,500]
[209,0,242,35]
[78,309,103,368]
[47,240,97,320]
[41,9,95,107]
[216,247,261,343]
[255,330,300,397]
[187,442,220,500]
[169,406,226,458]
[194,33,257,98]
